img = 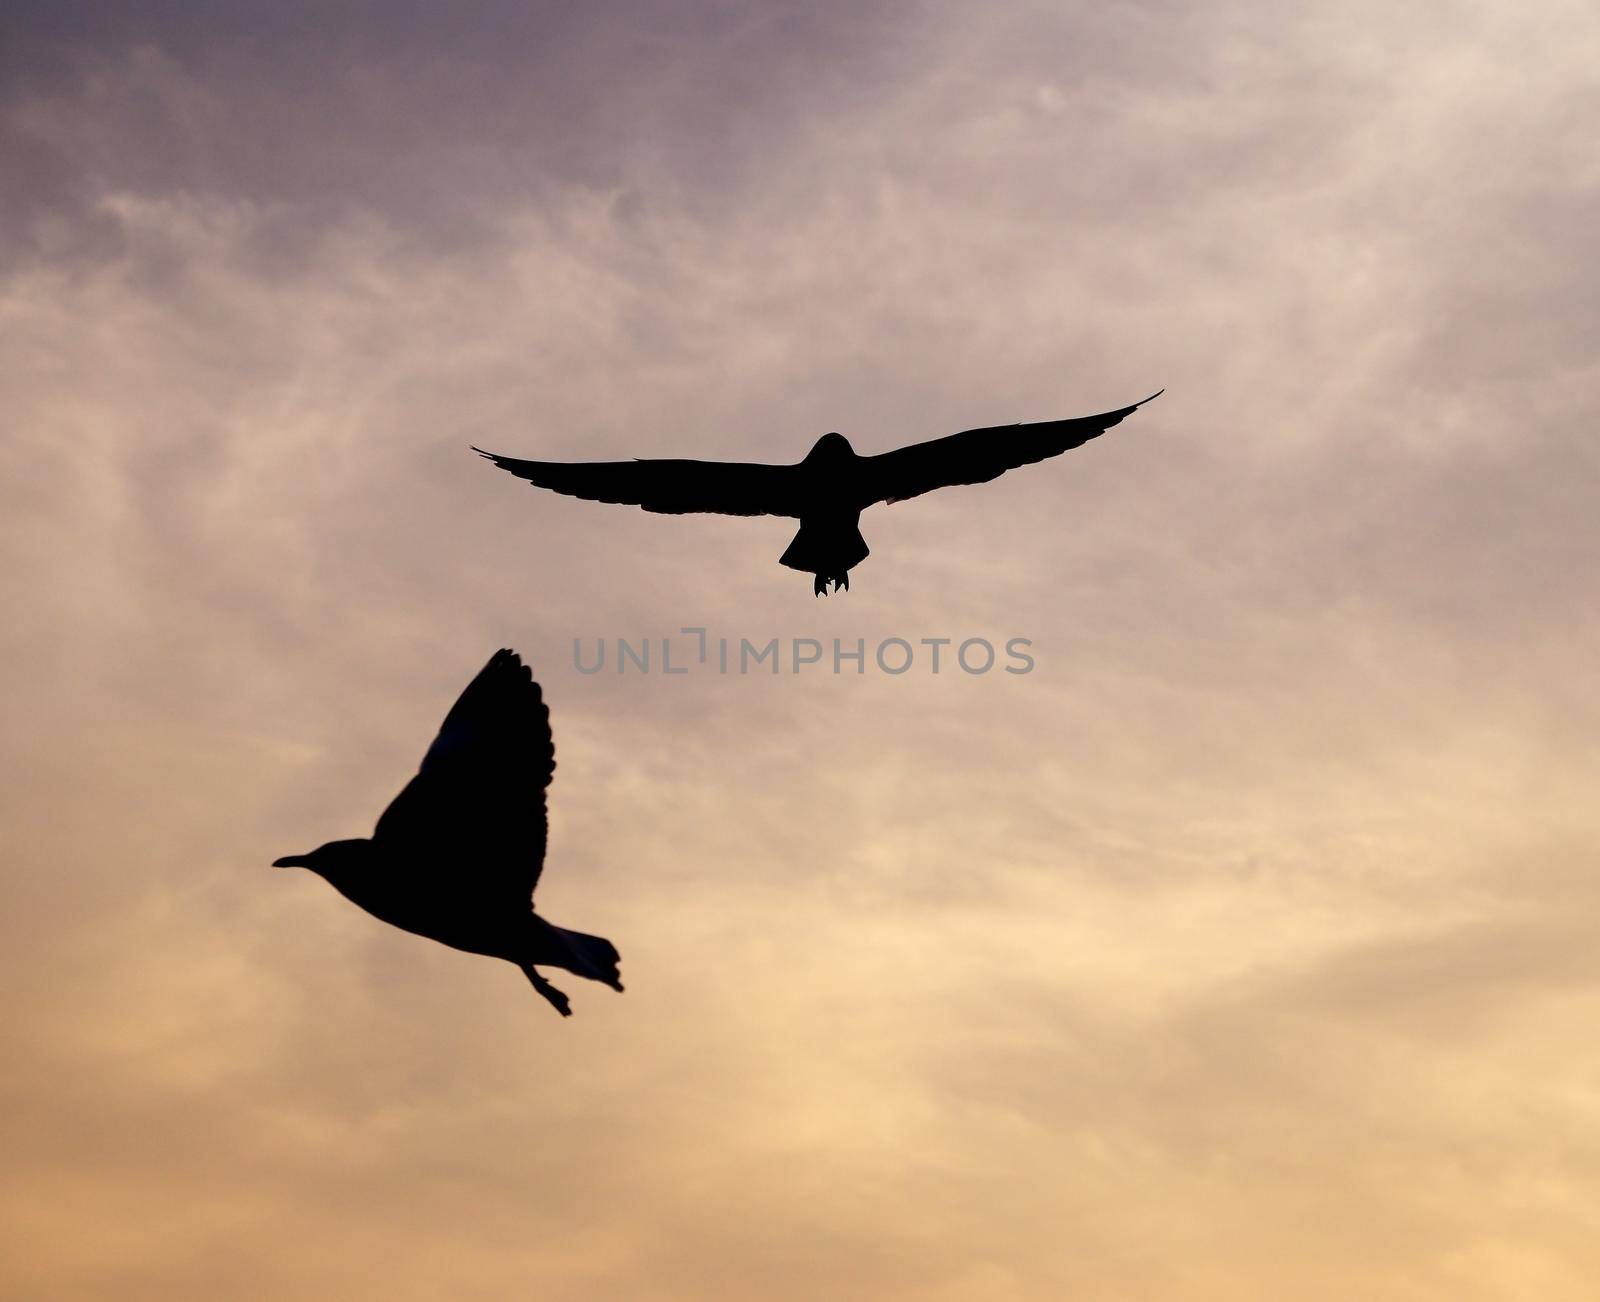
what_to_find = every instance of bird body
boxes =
[274,651,620,1017]
[474,391,1162,594]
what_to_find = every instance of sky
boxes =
[3,1,1599,1297]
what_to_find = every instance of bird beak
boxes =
[272,855,308,868]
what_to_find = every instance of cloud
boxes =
[4,1,1599,1297]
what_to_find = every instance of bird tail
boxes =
[548,924,624,991]
[778,519,870,574]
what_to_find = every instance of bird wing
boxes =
[856,390,1162,506]
[373,649,555,900]
[473,448,804,517]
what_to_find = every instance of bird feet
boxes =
[813,572,850,596]
[522,964,573,1017]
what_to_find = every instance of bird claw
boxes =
[523,965,573,1017]
[814,574,828,596]
[813,573,850,596]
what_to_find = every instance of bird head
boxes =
[273,839,372,877]
[804,431,855,463]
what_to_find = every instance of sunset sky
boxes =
[5,2,1600,1297]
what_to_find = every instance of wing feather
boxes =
[859,391,1162,506]
[474,450,802,517]
[373,649,554,900]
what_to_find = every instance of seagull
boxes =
[273,649,622,1017]
[474,390,1162,595]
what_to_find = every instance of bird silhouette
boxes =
[474,390,1162,594]
[273,649,621,1017]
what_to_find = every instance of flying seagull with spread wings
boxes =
[474,390,1162,594]
[273,649,622,1017]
